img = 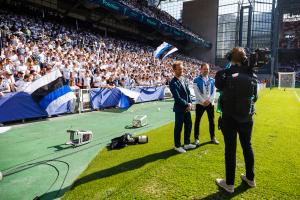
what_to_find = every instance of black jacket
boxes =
[215,65,258,122]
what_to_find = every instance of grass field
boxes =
[62,89,300,200]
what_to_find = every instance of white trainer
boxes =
[194,139,200,146]
[174,147,186,153]
[241,174,256,187]
[184,144,196,150]
[215,178,234,193]
[211,137,220,145]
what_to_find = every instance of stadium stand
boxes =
[279,21,300,49]
[0,8,219,97]
[115,0,202,40]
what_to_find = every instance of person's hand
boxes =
[185,103,192,112]
[203,100,210,107]
[189,103,192,111]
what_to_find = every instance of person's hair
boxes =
[200,63,209,69]
[70,79,75,86]
[24,74,31,80]
[172,61,183,70]
[231,47,247,64]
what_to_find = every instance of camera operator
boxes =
[215,47,258,193]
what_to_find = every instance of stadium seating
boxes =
[0,8,218,96]
[115,0,202,40]
[279,21,300,49]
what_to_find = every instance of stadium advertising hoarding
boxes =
[91,0,211,48]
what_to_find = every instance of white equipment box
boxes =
[66,130,93,147]
[132,115,148,128]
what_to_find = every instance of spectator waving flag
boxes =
[24,69,76,115]
[154,42,178,60]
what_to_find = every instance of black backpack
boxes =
[219,66,257,122]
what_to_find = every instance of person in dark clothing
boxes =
[169,61,196,153]
[215,47,258,193]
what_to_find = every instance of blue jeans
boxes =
[174,111,192,148]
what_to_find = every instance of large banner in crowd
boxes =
[24,70,76,116]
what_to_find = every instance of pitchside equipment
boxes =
[66,130,93,147]
[137,135,148,143]
[132,115,148,128]
[109,133,148,149]
[278,72,296,89]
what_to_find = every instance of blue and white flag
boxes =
[24,69,76,115]
[154,42,178,60]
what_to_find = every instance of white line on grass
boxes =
[294,91,300,102]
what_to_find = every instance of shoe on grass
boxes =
[241,174,256,187]
[184,143,196,150]
[211,137,220,145]
[215,178,234,193]
[174,146,186,153]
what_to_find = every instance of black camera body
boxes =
[226,48,271,69]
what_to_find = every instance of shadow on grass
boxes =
[100,108,128,113]
[198,141,213,147]
[71,149,177,189]
[124,125,135,129]
[47,144,73,151]
[201,182,250,200]
[124,124,150,129]
[39,185,71,200]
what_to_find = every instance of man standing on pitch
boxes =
[193,63,219,145]
[169,61,196,153]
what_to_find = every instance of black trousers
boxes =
[194,104,215,140]
[174,111,192,148]
[221,116,254,185]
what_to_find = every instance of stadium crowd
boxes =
[0,10,218,97]
[279,21,300,49]
[116,0,204,41]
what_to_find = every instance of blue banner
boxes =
[0,92,74,123]
[0,86,165,123]
[0,92,48,123]
[90,88,122,109]
[132,86,165,103]
[90,86,165,109]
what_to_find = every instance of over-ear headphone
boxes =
[241,55,248,66]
